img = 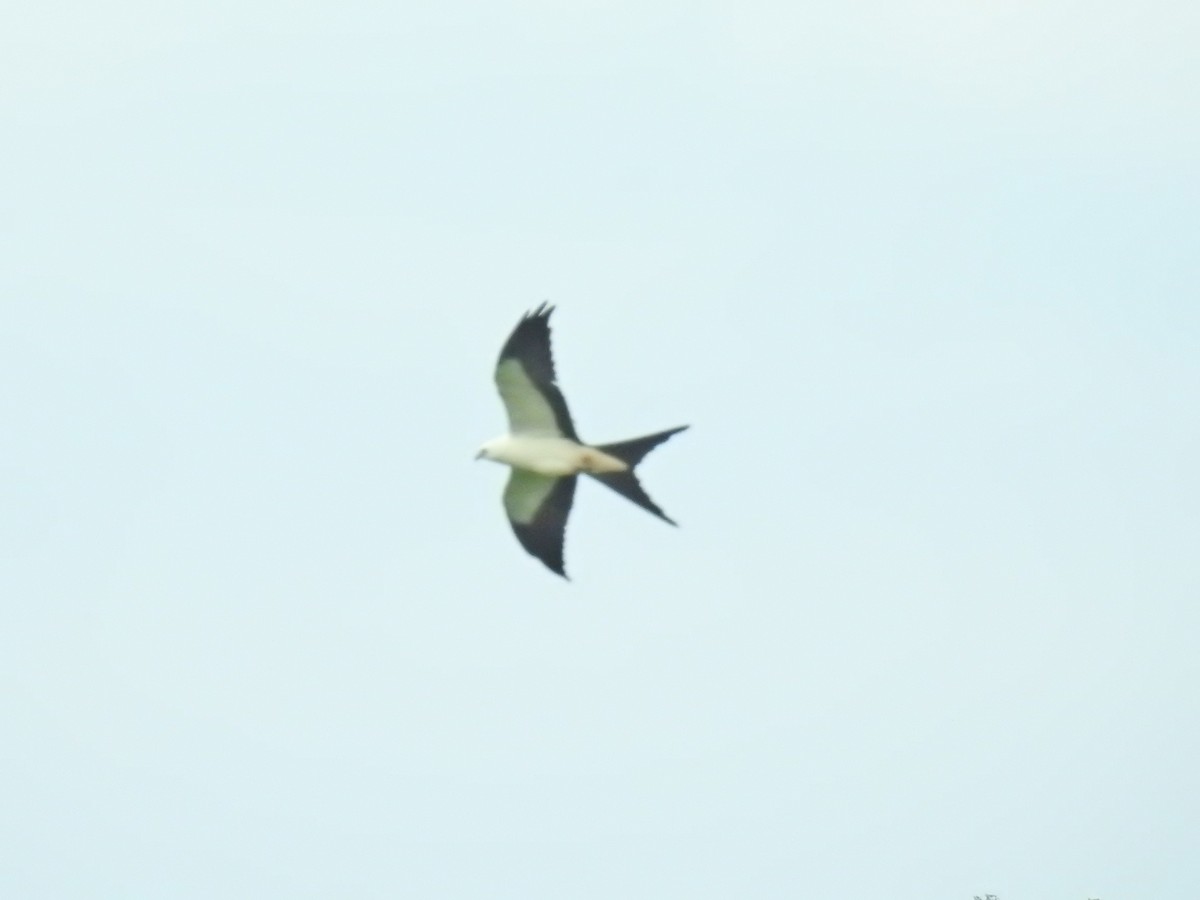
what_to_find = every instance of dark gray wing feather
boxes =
[504,470,577,579]
[495,304,578,440]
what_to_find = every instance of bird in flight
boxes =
[477,304,688,578]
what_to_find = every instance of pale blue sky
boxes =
[3,2,1198,898]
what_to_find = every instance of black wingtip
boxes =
[507,476,577,580]
[497,303,578,440]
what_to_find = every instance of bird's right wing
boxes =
[503,469,577,578]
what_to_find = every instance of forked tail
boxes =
[588,425,688,524]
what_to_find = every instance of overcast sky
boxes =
[3,2,1198,898]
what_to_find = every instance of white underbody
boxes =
[479,434,628,477]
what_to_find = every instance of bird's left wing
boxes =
[494,304,578,439]
[503,469,577,578]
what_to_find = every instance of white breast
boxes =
[485,435,628,477]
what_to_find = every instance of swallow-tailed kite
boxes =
[476,304,687,578]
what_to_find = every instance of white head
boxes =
[475,437,503,462]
